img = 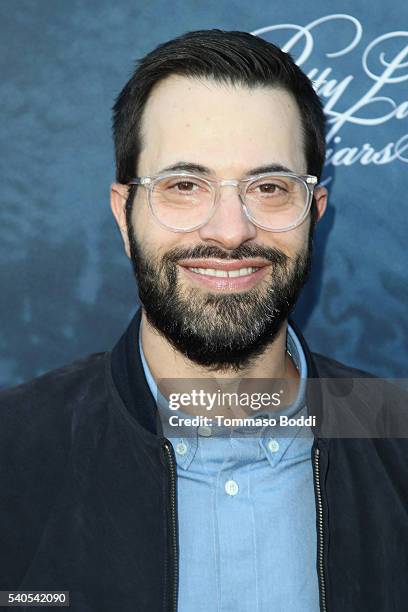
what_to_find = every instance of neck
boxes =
[139,308,300,414]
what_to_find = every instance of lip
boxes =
[178,262,270,291]
[177,258,270,271]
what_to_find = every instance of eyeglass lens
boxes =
[149,174,309,231]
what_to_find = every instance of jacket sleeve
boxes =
[0,367,74,590]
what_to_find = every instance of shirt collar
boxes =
[138,319,309,469]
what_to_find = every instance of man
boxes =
[1,29,407,612]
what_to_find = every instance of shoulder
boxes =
[0,351,109,406]
[0,352,110,455]
[0,351,111,512]
[310,351,377,378]
[311,351,408,438]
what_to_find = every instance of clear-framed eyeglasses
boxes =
[128,171,318,233]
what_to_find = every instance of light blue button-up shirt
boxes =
[139,324,319,611]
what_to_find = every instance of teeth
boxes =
[187,266,260,277]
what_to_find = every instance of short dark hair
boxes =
[113,29,326,186]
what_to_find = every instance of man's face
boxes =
[112,76,327,372]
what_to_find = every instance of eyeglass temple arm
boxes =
[128,177,152,186]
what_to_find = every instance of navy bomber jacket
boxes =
[1,308,408,612]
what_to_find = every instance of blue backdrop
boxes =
[1,0,407,386]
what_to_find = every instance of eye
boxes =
[161,178,210,194]
[171,181,199,192]
[155,175,212,203]
[255,182,287,194]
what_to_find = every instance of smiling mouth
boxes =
[186,266,260,278]
[177,260,270,291]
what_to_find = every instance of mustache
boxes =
[161,244,290,266]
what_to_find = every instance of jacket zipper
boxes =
[162,440,179,612]
[163,439,325,612]
[313,446,327,612]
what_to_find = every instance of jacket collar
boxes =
[288,317,323,436]
[110,308,159,435]
[110,307,323,438]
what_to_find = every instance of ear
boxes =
[313,186,328,223]
[110,183,131,258]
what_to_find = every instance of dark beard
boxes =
[127,212,313,373]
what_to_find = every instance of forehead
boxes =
[138,75,306,175]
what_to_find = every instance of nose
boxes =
[197,185,257,249]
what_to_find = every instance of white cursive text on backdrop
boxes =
[252,15,408,176]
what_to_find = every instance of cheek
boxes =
[131,189,148,230]
[131,189,209,258]
[130,203,181,261]
[259,223,310,258]
[130,192,157,250]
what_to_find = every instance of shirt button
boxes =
[225,479,239,496]
[198,425,212,437]
[268,439,280,453]
[175,441,188,456]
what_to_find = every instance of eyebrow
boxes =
[157,161,296,177]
